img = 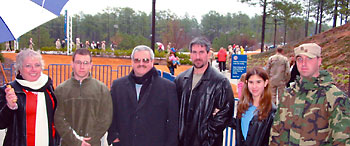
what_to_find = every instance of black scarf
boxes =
[130,67,158,102]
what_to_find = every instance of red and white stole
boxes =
[17,73,49,146]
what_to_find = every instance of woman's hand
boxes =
[5,85,17,109]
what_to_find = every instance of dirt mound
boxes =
[249,23,350,94]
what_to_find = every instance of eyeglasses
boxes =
[133,58,151,63]
[74,60,91,66]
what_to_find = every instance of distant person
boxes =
[266,46,290,103]
[107,45,178,146]
[166,52,176,75]
[55,39,61,49]
[85,40,90,49]
[5,41,10,51]
[230,67,276,146]
[96,41,100,50]
[28,38,34,50]
[175,37,234,146]
[208,48,215,66]
[217,47,227,72]
[0,49,59,146]
[54,48,113,146]
[286,55,300,87]
[227,45,234,72]
[61,40,65,48]
[270,43,350,145]
[76,38,81,49]
[101,41,106,51]
[237,73,246,99]
[240,46,245,54]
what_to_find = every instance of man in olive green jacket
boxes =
[54,48,113,146]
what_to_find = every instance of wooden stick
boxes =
[0,60,8,83]
[0,61,16,103]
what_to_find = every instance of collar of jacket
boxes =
[183,63,212,81]
[71,72,92,84]
[292,70,333,92]
[129,67,158,85]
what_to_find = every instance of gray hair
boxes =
[131,45,155,60]
[189,37,211,53]
[15,49,44,74]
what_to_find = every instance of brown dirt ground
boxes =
[2,53,238,96]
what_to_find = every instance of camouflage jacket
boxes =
[266,53,290,86]
[269,70,350,146]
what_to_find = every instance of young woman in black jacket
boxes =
[230,67,276,146]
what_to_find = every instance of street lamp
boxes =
[151,0,156,52]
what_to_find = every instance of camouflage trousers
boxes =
[271,85,285,104]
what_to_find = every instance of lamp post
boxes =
[151,0,156,52]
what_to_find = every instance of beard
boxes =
[193,59,205,69]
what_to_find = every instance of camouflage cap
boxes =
[294,43,321,58]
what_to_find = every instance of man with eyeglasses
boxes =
[54,48,113,146]
[174,37,234,146]
[270,43,350,145]
[107,45,178,146]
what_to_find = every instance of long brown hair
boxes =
[236,67,272,121]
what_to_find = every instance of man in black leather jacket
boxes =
[174,37,234,146]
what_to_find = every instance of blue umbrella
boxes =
[0,0,69,43]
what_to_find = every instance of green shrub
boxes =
[180,58,192,65]
[343,68,348,72]
[326,65,333,70]
[344,75,350,79]
[343,80,349,84]
[334,66,340,70]
[114,49,132,56]
[336,79,342,83]
[177,53,190,59]
[337,74,343,78]
[154,50,167,58]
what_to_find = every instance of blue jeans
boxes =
[168,66,175,75]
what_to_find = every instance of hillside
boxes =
[248,23,350,94]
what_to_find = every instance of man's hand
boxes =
[81,137,91,146]
[113,138,120,143]
[212,108,220,116]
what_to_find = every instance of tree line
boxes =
[3,0,348,52]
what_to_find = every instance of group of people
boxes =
[54,38,107,51]
[216,44,246,73]
[0,36,349,146]
[55,39,66,49]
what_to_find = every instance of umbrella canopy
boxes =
[0,0,69,43]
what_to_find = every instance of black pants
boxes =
[219,61,226,72]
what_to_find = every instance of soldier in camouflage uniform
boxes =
[269,43,350,146]
[266,46,290,104]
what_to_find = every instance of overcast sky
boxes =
[62,0,262,22]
